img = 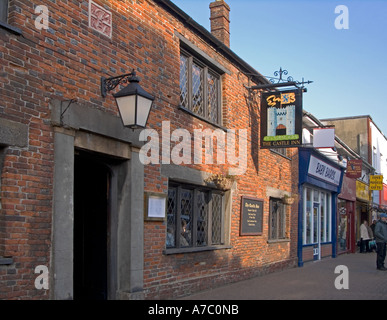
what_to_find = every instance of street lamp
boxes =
[101,70,154,129]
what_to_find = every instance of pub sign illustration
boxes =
[260,89,303,148]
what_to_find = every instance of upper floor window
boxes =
[0,0,8,23]
[0,0,22,34]
[179,50,221,126]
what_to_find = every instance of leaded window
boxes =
[166,183,224,250]
[179,54,189,108]
[179,50,221,125]
[269,198,286,240]
[0,0,8,23]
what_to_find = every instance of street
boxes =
[181,252,387,300]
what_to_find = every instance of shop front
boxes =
[297,148,345,267]
[337,175,356,254]
[371,183,387,219]
[356,180,371,249]
[381,184,387,213]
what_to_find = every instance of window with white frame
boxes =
[302,186,332,245]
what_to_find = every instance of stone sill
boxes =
[0,257,14,265]
[164,245,232,255]
[0,21,22,35]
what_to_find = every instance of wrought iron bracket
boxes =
[101,69,139,97]
[60,98,76,125]
[246,67,313,92]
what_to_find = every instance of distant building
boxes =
[322,115,387,243]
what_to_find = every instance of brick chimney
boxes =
[209,0,230,47]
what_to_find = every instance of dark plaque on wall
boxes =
[240,196,263,236]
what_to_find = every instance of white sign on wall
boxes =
[308,155,341,186]
[313,127,335,148]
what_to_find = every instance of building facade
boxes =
[297,147,344,265]
[322,116,387,245]
[0,0,299,300]
[298,112,347,265]
[369,120,387,214]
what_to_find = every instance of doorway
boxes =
[313,203,321,260]
[74,152,111,300]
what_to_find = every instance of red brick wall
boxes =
[140,3,299,299]
[1,0,58,298]
[302,244,333,263]
[1,0,183,299]
[0,0,298,299]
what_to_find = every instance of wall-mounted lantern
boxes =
[101,70,154,129]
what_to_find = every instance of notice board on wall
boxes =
[240,196,263,236]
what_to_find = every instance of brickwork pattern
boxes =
[0,0,299,299]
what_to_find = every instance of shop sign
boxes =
[370,175,383,191]
[356,180,370,201]
[346,159,362,179]
[313,127,335,148]
[260,89,303,149]
[308,155,341,186]
[339,175,356,201]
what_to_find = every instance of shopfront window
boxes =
[321,192,325,242]
[313,204,318,243]
[303,186,332,245]
[304,188,312,244]
[338,199,348,252]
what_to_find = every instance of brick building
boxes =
[0,0,299,299]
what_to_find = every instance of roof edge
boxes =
[154,0,270,86]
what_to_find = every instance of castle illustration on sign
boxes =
[261,88,302,148]
[267,104,296,137]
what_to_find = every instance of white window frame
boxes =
[302,185,332,245]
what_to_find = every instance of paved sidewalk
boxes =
[181,252,387,300]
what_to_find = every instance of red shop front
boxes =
[338,175,356,254]
[380,184,387,212]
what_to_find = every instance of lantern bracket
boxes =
[101,69,139,98]
[60,98,77,125]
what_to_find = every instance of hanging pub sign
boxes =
[260,89,303,149]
